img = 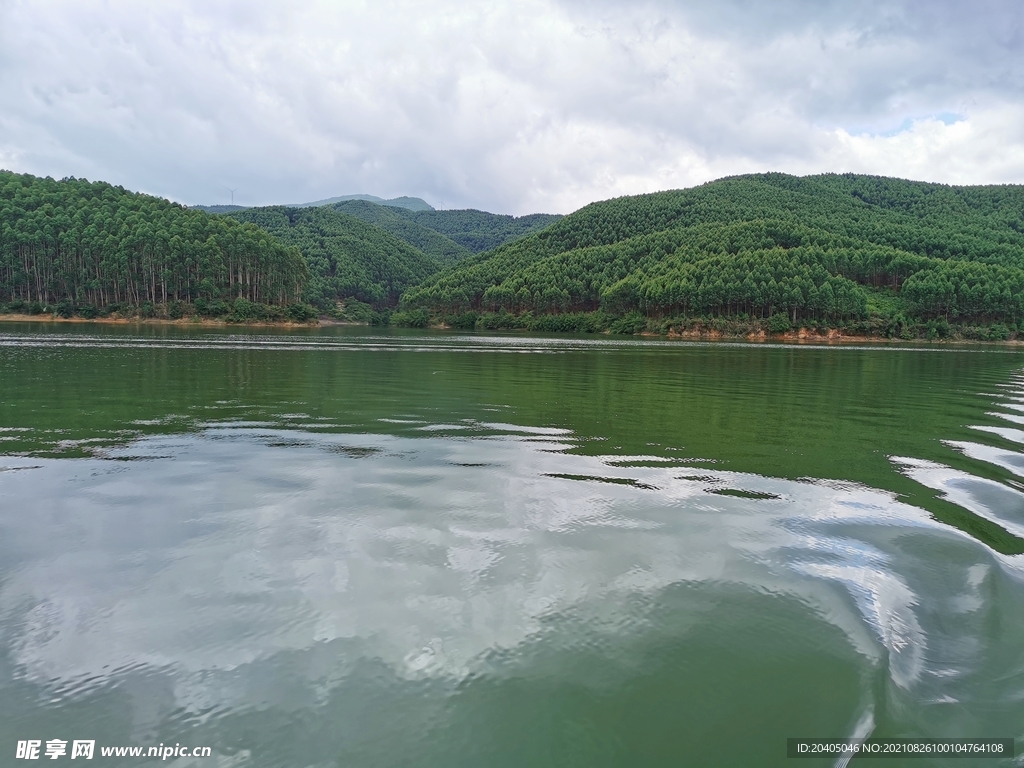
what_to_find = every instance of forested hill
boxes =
[394,209,563,253]
[401,173,1024,335]
[330,200,471,263]
[9,170,1024,335]
[200,198,561,258]
[226,206,441,308]
[0,171,306,311]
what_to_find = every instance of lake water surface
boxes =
[0,324,1022,766]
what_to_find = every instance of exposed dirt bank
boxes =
[661,325,1024,344]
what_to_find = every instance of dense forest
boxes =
[395,209,563,253]
[330,200,471,263]
[0,172,554,324]
[5,170,1024,339]
[0,171,307,318]
[226,206,442,310]
[401,174,1024,337]
[202,195,560,255]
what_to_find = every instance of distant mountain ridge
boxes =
[191,204,248,215]
[289,194,435,212]
[192,194,435,213]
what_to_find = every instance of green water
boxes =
[0,323,1022,766]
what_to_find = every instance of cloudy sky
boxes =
[1,0,1022,214]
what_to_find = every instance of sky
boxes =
[1,0,1022,215]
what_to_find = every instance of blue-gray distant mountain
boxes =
[290,194,435,212]
[193,195,436,214]
[190,204,248,214]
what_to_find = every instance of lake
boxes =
[0,323,1022,766]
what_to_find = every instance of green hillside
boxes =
[8,170,1024,337]
[227,206,440,310]
[401,174,1024,337]
[331,200,470,263]
[0,171,307,316]
[396,209,562,253]
[197,199,561,260]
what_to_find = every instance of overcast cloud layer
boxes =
[1,0,1023,214]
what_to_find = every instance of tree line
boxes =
[401,174,1024,327]
[0,172,306,312]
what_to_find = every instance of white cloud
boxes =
[831,108,1024,184]
[0,0,1022,214]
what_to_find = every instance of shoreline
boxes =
[2,312,1021,345]
[658,327,1024,345]
[0,313,326,328]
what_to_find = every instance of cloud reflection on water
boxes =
[0,421,1019,752]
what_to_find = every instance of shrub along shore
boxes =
[389,305,1022,342]
[0,297,319,324]
[5,295,1020,343]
